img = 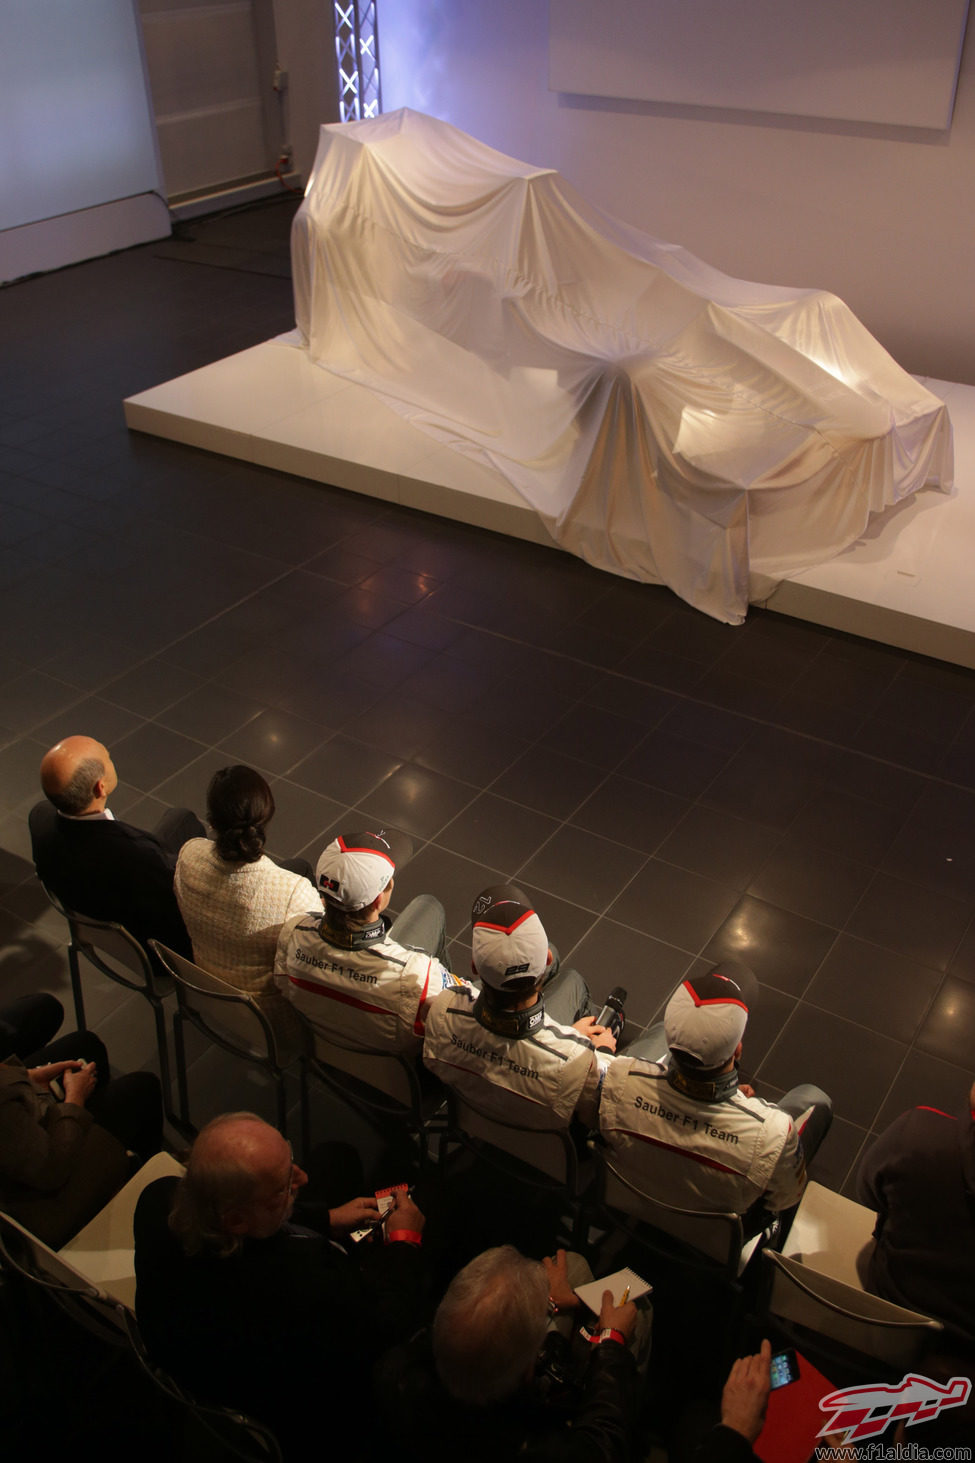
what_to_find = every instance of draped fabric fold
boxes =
[291,109,952,623]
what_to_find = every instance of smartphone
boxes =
[770,1348,800,1390]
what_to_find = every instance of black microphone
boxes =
[594,986,627,1041]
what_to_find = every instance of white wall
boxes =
[0,0,170,282]
[381,0,975,386]
[271,0,338,181]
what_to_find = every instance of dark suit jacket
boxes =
[29,800,192,956]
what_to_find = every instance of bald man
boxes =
[29,735,203,955]
[134,1113,427,1449]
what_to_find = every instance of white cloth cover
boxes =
[291,108,953,623]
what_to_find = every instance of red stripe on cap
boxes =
[336,835,395,869]
[614,1128,744,1177]
[288,975,388,1016]
[680,978,748,1013]
[474,906,537,937]
[916,1105,956,1119]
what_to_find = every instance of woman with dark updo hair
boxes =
[174,766,321,1036]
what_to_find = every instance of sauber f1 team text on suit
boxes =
[598,1057,806,1218]
[275,912,464,1052]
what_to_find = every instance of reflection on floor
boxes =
[1,197,974,1210]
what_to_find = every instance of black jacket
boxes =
[29,800,191,955]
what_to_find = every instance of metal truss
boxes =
[334,0,382,121]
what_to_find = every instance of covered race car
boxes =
[291,108,952,623]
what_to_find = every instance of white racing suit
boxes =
[422,986,605,1128]
[274,910,463,1053]
[597,1056,807,1217]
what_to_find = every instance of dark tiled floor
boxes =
[2,197,974,1197]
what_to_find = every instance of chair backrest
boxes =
[0,1205,281,1462]
[59,1151,186,1310]
[121,1308,283,1462]
[447,1086,581,1191]
[782,1180,878,1290]
[150,941,290,1067]
[0,1207,129,1345]
[596,1149,745,1275]
[762,1250,944,1373]
[308,1025,424,1117]
[44,887,159,994]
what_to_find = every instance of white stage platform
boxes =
[124,338,975,669]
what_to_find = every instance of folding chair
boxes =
[149,942,308,1150]
[59,1150,186,1310]
[593,1147,749,1279]
[438,1084,593,1247]
[0,1208,282,1460]
[781,1179,877,1290]
[760,1250,944,1377]
[39,884,183,1131]
[304,1023,445,1166]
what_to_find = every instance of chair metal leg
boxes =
[150,997,194,1139]
[297,1063,310,1166]
[274,1068,288,1141]
[172,1011,192,1131]
[68,944,87,1031]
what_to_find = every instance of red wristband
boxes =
[385,1228,422,1247]
[590,1328,625,1346]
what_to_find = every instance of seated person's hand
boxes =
[61,1061,97,1107]
[387,1187,425,1237]
[328,1196,380,1234]
[598,1288,637,1342]
[720,1339,772,1444]
[28,1059,83,1093]
[572,1016,617,1052]
[542,1248,580,1312]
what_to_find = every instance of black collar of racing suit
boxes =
[666,1061,740,1104]
[474,992,547,1040]
[315,912,391,952]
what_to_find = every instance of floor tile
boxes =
[489,745,605,820]
[914,976,975,1067]
[806,1116,870,1196]
[703,895,836,998]
[748,843,873,928]
[518,824,648,917]
[102,659,203,718]
[569,775,689,856]
[539,704,651,770]
[217,707,328,776]
[616,726,732,799]
[758,1006,906,1131]
[804,935,944,1044]
[608,857,739,952]
[436,792,560,873]
[567,917,692,1029]
[265,777,344,859]
[872,1047,974,1132]
[657,805,774,887]
[111,721,206,792]
[391,841,506,943]
[359,762,477,841]
[413,711,526,786]
[844,872,973,972]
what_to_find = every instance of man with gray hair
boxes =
[375,1244,643,1461]
[134,1112,427,1452]
[29,734,203,954]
